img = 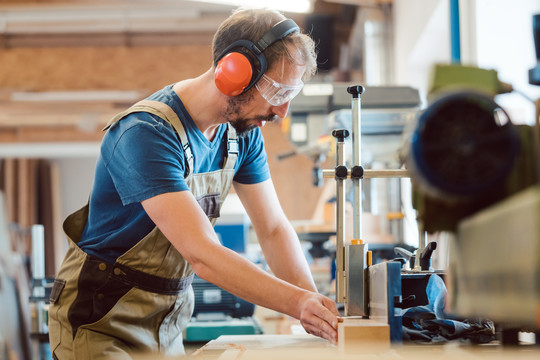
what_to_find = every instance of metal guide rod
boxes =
[348,86,364,241]
[332,129,349,303]
[322,168,409,179]
[345,86,367,316]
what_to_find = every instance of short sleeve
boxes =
[101,113,189,205]
[233,128,271,184]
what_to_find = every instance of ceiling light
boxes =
[191,0,313,14]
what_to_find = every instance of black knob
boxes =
[335,165,348,180]
[351,165,364,179]
[347,85,365,98]
[332,129,349,142]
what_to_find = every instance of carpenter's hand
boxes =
[298,292,339,345]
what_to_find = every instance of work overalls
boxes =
[48,100,238,359]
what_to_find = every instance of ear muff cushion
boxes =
[214,52,253,96]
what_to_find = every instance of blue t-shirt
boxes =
[78,84,270,263]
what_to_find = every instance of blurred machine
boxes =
[400,13,540,342]
[313,17,540,341]
[406,89,539,340]
[320,71,533,343]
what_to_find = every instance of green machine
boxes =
[405,63,537,233]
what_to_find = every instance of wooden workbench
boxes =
[191,334,339,360]
[187,334,540,360]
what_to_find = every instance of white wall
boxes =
[393,0,540,124]
[393,0,450,100]
[475,0,540,124]
[53,155,98,258]
[54,157,97,219]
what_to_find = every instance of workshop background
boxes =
[0,0,539,359]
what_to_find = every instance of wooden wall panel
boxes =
[2,159,16,224]
[0,45,213,91]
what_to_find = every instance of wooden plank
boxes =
[16,158,31,254]
[48,160,65,274]
[27,158,37,228]
[16,158,29,227]
[194,334,335,359]
[192,331,393,359]
[2,159,16,224]
[50,161,64,274]
[37,159,58,276]
[216,348,244,360]
[0,127,105,143]
[337,317,390,354]
[0,110,118,127]
[201,334,330,351]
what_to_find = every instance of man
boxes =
[48,7,339,359]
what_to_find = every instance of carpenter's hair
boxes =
[212,7,317,81]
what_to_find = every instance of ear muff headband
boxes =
[214,19,300,97]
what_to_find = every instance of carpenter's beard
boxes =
[225,93,279,138]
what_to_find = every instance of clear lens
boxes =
[255,74,303,106]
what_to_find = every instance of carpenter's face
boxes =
[224,57,305,137]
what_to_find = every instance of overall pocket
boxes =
[67,258,133,338]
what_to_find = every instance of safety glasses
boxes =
[255,73,303,106]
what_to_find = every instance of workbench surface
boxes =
[187,334,540,360]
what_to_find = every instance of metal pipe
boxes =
[350,90,362,241]
[323,168,409,179]
[450,0,461,64]
[335,135,347,303]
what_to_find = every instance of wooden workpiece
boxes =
[185,319,391,360]
[337,317,390,354]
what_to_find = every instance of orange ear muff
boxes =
[214,52,253,96]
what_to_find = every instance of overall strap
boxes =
[223,123,239,170]
[103,99,194,175]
